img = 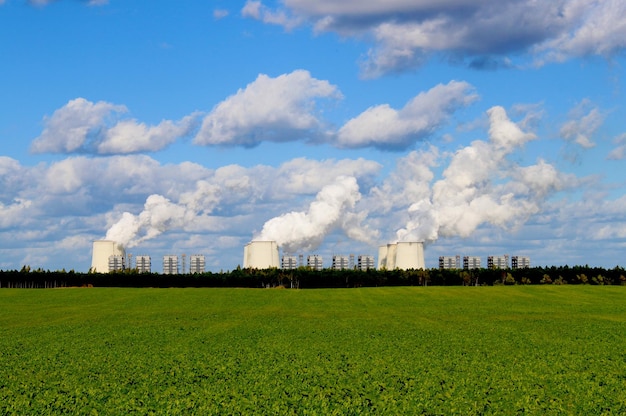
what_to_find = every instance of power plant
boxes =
[90,240,126,273]
[243,241,280,269]
[90,238,528,273]
[242,240,424,271]
[377,242,425,270]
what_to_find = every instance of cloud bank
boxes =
[243,0,626,77]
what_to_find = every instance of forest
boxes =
[1,264,625,288]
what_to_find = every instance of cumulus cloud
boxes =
[245,1,626,77]
[194,70,342,147]
[31,98,199,155]
[559,99,604,148]
[336,81,477,149]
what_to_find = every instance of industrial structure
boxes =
[163,255,179,274]
[189,254,206,274]
[511,256,530,269]
[243,241,280,269]
[135,255,151,273]
[307,255,323,271]
[463,256,481,270]
[377,242,425,270]
[439,255,461,270]
[331,255,350,270]
[488,255,509,269]
[281,255,298,270]
[357,255,375,271]
[91,240,125,273]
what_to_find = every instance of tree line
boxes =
[1,264,625,288]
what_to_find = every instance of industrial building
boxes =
[307,255,323,270]
[163,255,179,274]
[135,255,151,273]
[488,255,509,269]
[377,242,425,270]
[357,255,375,271]
[331,255,350,270]
[189,254,206,274]
[243,241,279,269]
[511,256,530,269]
[281,255,298,270]
[463,256,481,270]
[91,240,125,273]
[108,255,125,272]
[439,255,461,269]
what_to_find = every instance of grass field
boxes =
[1,287,625,414]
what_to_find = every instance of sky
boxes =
[1,0,626,272]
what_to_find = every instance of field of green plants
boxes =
[1,287,625,414]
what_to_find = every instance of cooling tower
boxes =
[91,240,125,273]
[243,240,279,269]
[377,241,424,270]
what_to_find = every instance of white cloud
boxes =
[336,81,477,149]
[246,1,626,77]
[213,9,229,19]
[559,99,604,148]
[256,176,377,253]
[31,98,199,155]
[194,70,342,147]
[97,113,200,154]
[606,133,626,160]
[242,0,303,31]
[378,106,572,244]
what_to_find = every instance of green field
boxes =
[1,287,625,414]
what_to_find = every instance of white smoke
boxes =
[255,175,377,253]
[394,106,571,243]
[104,178,225,248]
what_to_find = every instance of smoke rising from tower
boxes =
[255,175,377,253]
[393,106,572,243]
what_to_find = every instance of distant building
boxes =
[439,255,461,269]
[511,256,530,269]
[189,255,205,274]
[163,255,179,274]
[377,242,425,270]
[281,255,298,270]
[108,255,125,272]
[307,255,323,271]
[357,255,375,271]
[135,255,151,273]
[243,241,279,269]
[332,255,350,270]
[463,256,481,270]
[488,255,509,269]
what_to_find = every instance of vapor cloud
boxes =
[382,106,573,243]
[255,176,377,253]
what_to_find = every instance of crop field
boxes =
[1,287,625,415]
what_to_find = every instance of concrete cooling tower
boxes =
[377,241,425,270]
[91,240,125,273]
[243,241,279,269]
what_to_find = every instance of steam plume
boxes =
[255,176,376,253]
[395,106,570,243]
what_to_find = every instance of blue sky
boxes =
[1,0,626,271]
